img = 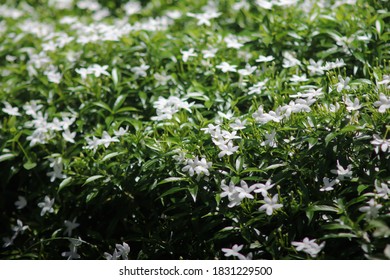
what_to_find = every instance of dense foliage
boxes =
[0,0,389,260]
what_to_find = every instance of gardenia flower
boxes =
[151,96,194,121]
[292,237,325,258]
[116,242,130,260]
[336,75,351,92]
[180,48,197,62]
[359,198,382,219]
[224,35,244,49]
[202,48,218,58]
[238,64,257,76]
[331,160,353,180]
[216,62,237,73]
[218,141,239,158]
[182,156,212,180]
[64,218,80,237]
[187,11,221,26]
[15,196,27,210]
[256,55,274,62]
[2,102,21,116]
[47,157,66,182]
[320,177,339,192]
[229,119,247,130]
[373,93,390,113]
[374,180,390,200]
[131,64,150,78]
[235,180,256,199]
[343,96,361,112]
[371,134,390,154]
[62,128,76,143]
[61,239,82,260]
[38,195,55,216]
[221,244,246,260]
[258,194,283,216]
[253,179,275,197]
[261,130,277,147]
[248,80,267,95]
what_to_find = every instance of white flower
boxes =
[230,119,247,130]
[12,219,29,234]
[248,80,267,95]
[261,130,277,147]
[292,237,325,258]
[62,129,76,143]
[224,35,244,49]
[320,177,339,192]
[235,180,256,199]
[256,55,274,62]
[375,180,390,199]
[253,179,275,197]
[61,239,82,260]
[282,51,301,68]
[216,62,237,73]
[113,126,129,137]
[343,96,361,112]
[187,11,221,26]
[90,64,110,77]
[336,75,351,92]
[38,195,55,216]
[359,198,382,219]
[100,131,120,148]
[116,242,130,260]
[202,48,218,58]
[104,249,120,260]
[64,218,80,237]
[131,64,150,78]
[15,196,27,210]
[47,157,66,182]
[237,64,257,76]
[218,141,239,158]
[371,134,390,154]
[258,194,283,216]
[123,1,142,16]
[290,74,308,83]
[222,244,246,260]
[373,93,390,113]
[331,160,353,180]
[182,156,212,180]
[181,48,197,62]
[2,102,21,116]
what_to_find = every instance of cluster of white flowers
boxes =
[84,130,125,152]
[151,96,194,121]
[201,123,242,158]
[220,178,283,215]
[181,156,212,181]
[104,242,130,260]
[291,237,325,258]
[23,101,77,147]
[76,64,110,79]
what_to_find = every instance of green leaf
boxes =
[188,185,198,202]
[308,205,339,213]
[83,175,104,186]
[0,153,16,162]
[325,132,337,146]
[112,68,119,86]
[101,152,125,162]
[357,185,370,195]
[322,233,357,239]
[58,177,73,192]
[113,95,127,112]
[157,187,187,199]
[86,189,99,203]
[322,223,353,231]
[157,177,188,185]
[23,161,37,170]
[93,101,113,113]
[265,163,286,170]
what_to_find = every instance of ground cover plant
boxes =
[0,0,389,260]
